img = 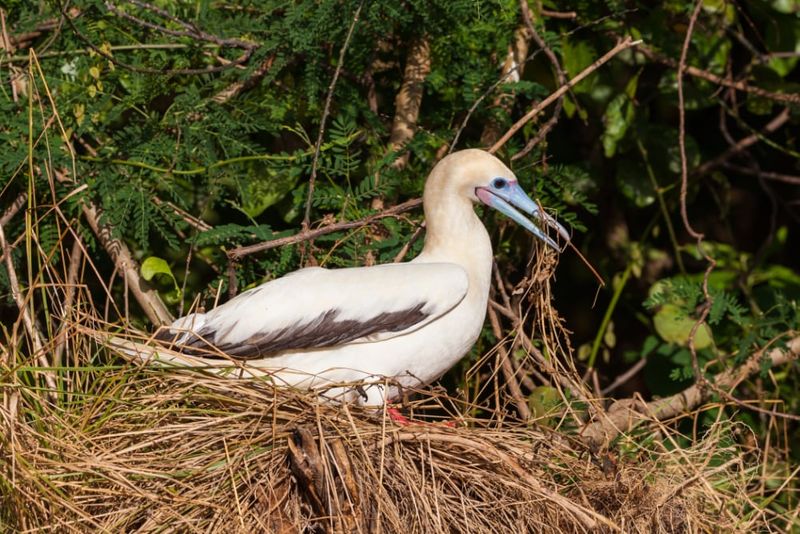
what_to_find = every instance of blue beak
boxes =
[476,182,570,251]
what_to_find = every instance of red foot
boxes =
[386,407,456,428]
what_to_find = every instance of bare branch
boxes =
[228,197,423,260]
[677,1,715,387]
[0,192,28,227]
[212,54,276,104]
[488,304,532,420]
[582,336,800,447]
[723,163,800,185]
[636,41,800,105]
[0,221,57,397]
[511,0,568,161]
[303,1,364,229]
[80,201,174,327]
[489,36,640,155]
[693,108,791,178]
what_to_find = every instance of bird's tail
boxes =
[81,326,265,378]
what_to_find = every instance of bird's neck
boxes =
[415,197,493,297]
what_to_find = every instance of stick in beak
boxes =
[476,181,570,251]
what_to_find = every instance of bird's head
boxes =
[425,149,570,250]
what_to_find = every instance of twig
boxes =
[53,237,83,367]
[7,18,60,49]
[656,457,742,507]
[512,1,567,161]
[582,336,800,447]
[489,299,594,407]
[0,192,28,226]
[106,0,253,49]
[452,33,536,152]
[541,9,577,19]
[151,196,211,232]
[0,221,58,398]
[62,5,254,76]
[487,305,532,420]
[722,163,800,185]
[80,200,174,326]
[489,36,640,154]
[302,1,364,230]
[392,223,425,263]
[212,54,276,104]
[600,357,647,396]
[635,41,800,105]
[228,197,422,260]
[384,430,615,530]
[677,1,715,386]
[692,108,791,178]
[478,28,531,147]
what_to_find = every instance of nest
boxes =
[2,349,768,533]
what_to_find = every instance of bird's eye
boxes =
[492,178,508,189]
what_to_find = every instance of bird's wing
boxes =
[155,262,468,359]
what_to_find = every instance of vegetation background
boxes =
[0,0,798,531]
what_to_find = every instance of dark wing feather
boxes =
[159,303,428,360]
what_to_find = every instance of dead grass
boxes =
[1,334,785,533]
[0,210,794,533]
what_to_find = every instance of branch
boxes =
[723,163,800,186]
[489,36,640,154]
[479,27,530,146]
[487,304,532,420]
[63,4,254,76]
[0,220,57,398]
[677,2,718,393]
[303,1,364,229]
[105,0,254,49]
[211,54,276,104]
[0,192,28,227]
[636,42,800,105]
[511,0,568,161]
[692,107,791,178]
[80,201,174,327]
[227,197,423,260]
[386,35,431,170]
[581,336,800,448]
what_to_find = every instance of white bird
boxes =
[121,149,569,406]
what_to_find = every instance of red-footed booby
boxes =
[131,149,568,405]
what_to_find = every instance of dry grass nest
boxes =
[2,334,774,533]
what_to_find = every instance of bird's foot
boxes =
[386,406,456,428]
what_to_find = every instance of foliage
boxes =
[1,0,799,529]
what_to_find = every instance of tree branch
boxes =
[228,197,423,260]
[303,1,364,230]
[582,336,800,447]
[211,54,276,104]
[636,42,800,105]
[511,0,568,161]
[489,36,640,155]
[80,201,174,327]
[692,108,791,178]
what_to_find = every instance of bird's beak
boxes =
[476,182,570,251]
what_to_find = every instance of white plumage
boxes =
[112,149,568,405]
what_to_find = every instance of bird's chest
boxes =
[396,282,490,385]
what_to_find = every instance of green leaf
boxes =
[653,304,713,349]
[528,386,563,427]
[141,256,175,284]
[602,94,635,158]
[561,37,597,94]
[616,159,655,207]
